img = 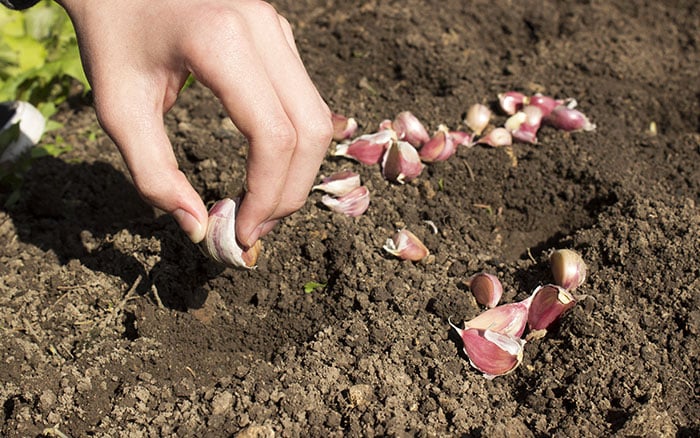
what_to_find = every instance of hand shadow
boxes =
[2,154,224,311]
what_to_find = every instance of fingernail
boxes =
[173,208,205,243]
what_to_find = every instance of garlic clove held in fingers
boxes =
[202,198,261,269]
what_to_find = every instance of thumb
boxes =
[96,97,208,243]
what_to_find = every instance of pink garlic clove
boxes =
[321,185,370,217]
[505,105,543,144]
[498,91,527,115]
[381,140,424,184]
[465,103,492,135]
[449,130,475,147]
[527,94,564,117]
[393,111,431,147]
[383,229,429,261]
[527,284,577,339]
[467,272,503,308]
[464,296,533,338]
[202,198,262,269]
[450,321,526,379]
[419,125,457,162]
[332,129,396,165]
[311,171,361,197]
[550,248,587,290]
[331,113,359,141]
[546,105,596,132]
[379,119,394,131]
[476,127,512,148]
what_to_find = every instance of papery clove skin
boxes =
[546,105,596,132]
[419,125,457,162]
[467,272,503,308]
[381,140,424,184]
[505,105,543,144]
[312,171,361,197]
[465,103,492,135]
[202,198,261,269]
[476,127,512,148]
[321,185,370,217]
[464,296,533,338]
[450,321,526,379]
[383,229,429,261]
[332,129,395,165]
[550,248,587,290]
[331,113,359,141]
[393,111,431,147]
[527,284,577,340]
[498,91,527,115]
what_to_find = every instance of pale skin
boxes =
[55,0,333,248]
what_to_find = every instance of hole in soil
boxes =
[122,311,139,341]
[605,408,630,432]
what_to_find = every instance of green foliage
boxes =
[0,1,87,205]
[0,0,89,117]
[303,281,327,294]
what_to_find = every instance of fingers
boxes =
[184,3,332,248]
[93,79,208,243]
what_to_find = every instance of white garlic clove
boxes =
[202,198,261,269]
[465,103,492,135]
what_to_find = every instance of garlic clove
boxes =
[379,119,394,131]
[465,103,492,135]
[383,229,429,261]
[381,140,424,184]
[476,127,512,148]
[527,284,577,339]
[331,113,359,141]
[550,248,587,290]
[311,170,361,197]
[419,125,457,162]
[449,130,475,147]
[497,91,527,115]
[545,105,596,132]
[467,272,503,308]
[527,94,564,117]
[464,296,533,338]
[202,198,261,269]
[506,105,543,144]
[393,111,431,147]
[321,185,370,217]
[450,321,526,379]
[331,129,396,165]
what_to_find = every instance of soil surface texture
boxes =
[1,0,699,436]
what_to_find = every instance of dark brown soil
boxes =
[1,0,699,436]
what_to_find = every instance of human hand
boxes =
[57,0,333,247]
